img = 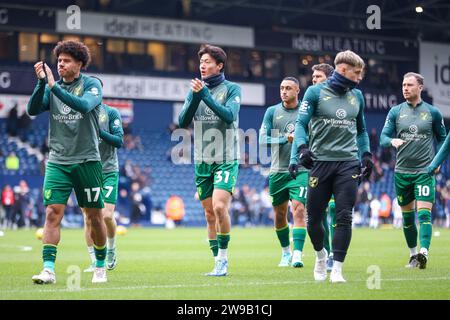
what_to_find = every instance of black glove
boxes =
[298,144,316,170]
[289,164,299,180]
[361,152,374,179]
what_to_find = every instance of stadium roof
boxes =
[2,0,450,42]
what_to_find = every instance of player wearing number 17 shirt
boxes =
[259,77,308,269]
[27,40,107,284]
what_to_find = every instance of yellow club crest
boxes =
[309,176,319,188]
[44,189,52,200]
[420,112,428,121]
[73,85,82,96]
[348,96,356,106]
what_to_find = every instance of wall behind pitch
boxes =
[132,100,173,130]
[239,106,268,131]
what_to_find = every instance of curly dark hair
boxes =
[53,40,91,69]
[198,44,227,73]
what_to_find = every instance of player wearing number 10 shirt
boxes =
[380,72,446,270]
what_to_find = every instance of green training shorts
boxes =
[195,161,239,201]
[394,172,435,206]
[102,171,119,204]
[269,171,308,206]
[43,161,104,208]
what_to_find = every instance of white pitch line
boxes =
[0,244,33,251]
[2,276,450,295]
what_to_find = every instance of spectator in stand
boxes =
[249,188,262,225]
[5,152,19,171]
[11,181,29,229]
[141,185,153,223]
[392,197,403,229]
[122,121,143,151]
[371,157,384,182]
[25,197,39,228]
[379,147,394,170]
[379,192,392,224]
[241,185,254,225]
[165,195,185,226]
[259,186,273,225]
[434,183,447,227]
[6,103,18,137]
[18,112,32,142]
[230,187,249,226]
[116,188,130,224]
[370,197,381,229]
[1,185,15,229]
[121,159,135,182]
[357,182,371,226]
[130,182,145,227]
[369,128,379,156]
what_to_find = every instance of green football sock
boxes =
[402,210,418,249]
[418,208,432,250]
[217,233,230,250]
[329,201,336,246]
[94,244,107,268]
[322,212,331,254]
[292,227,306,252]
[209,239,218,257]
[276,225,290,248]
[43,244,57,271]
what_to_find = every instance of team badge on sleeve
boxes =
[89,87,99,96]
[299,101,309,113]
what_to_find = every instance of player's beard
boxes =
[59,68,78,82]
[404,92,417,102]
[58,69,66,79]
[282,96,295,107]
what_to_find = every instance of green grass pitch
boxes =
[1,227,449,300]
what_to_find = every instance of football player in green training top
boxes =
[83,77,124,273]
[178,44,241,276]
[27,40,108,284]
[311,63,336,272]
[289,50,373,283]
[380,72,446,269]
[260,77,307,268]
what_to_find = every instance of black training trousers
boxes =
[306,160,360,262]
